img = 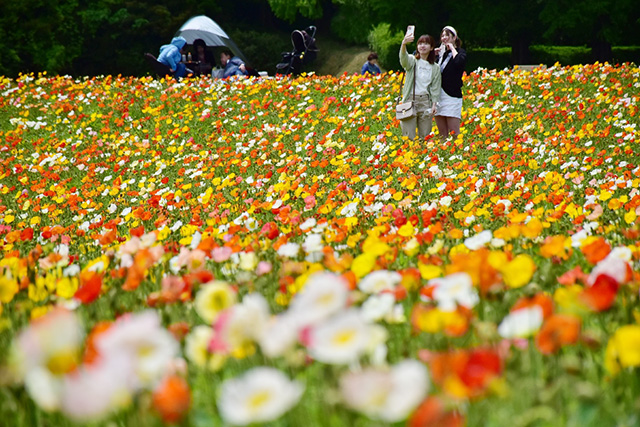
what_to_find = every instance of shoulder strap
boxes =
[398,68,416,102]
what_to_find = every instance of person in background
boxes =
[434,25,467,139]
[398,32,441,140]
[157,36,189,78]
[361,52,382,75]
[193,39,215,76]
[220,50,247,78]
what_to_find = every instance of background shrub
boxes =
[612,47,640,65]
[367,23,404,70]
[466,47,511,72]
[530,45,591,66]
[227,30,291,75]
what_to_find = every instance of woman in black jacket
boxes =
[434,26,466,139]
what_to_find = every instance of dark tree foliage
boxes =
[539,0,640,62]
[0,0,289,77]
[0,0,637,77]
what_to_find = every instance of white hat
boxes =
[443,26,457,38]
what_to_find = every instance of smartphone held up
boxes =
[406,25,415,38]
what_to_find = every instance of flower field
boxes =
[0,62,639,426]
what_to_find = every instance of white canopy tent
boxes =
[174,15,248,63]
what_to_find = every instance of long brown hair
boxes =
[414,35,436,64]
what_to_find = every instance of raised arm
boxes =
[399,34,415,70]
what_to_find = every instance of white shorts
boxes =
[435,89,462,119]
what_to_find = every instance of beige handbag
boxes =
[395,101,415,120]
[395,71,416,120]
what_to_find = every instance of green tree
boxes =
[0,0,84,75]
[447,0,543,64]
[266,0,324,22]
[539,0,640,62]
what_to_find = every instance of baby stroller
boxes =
[276,26,319,75]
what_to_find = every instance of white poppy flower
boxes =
[361,294,396,322]
[440,195,453,207]
[464,230,493,250]
[94,310,179,389]
[299,217,316,230]
[307,309,373,365]
[302,233,323,253]
[358,270,401,294]
[429,272,479,311]
[288,272,349,327]
[497,306,544,338]
[277,243,300,258]
[257,314,299,358]
[211,293,271,355]
[11,309,85,411]
[217,367,303,425]
[588,248,632,285]
[60,354,134,421]
[340,359,429,422]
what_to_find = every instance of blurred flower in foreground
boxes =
[184,325,226,371]
[409,396,465,427]
[605,325,640,375]
[217,367,303,425]
[535,314,581,355]
[306,309,385,365]
[287,271,349,327]
[10,308,84,411]
[257,314,300,358]
[94,310,180,389]
[152,374,191,424]
[423,272,479,311]
[498,306,544,338]
[194,280,237,323]
[60,354,134,421]
[498,294,552,339]
[358,270,402,294]
[340,359,429,422]
[209,293,270,359]
[423,347,503,399]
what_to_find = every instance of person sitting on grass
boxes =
[361,52,382,75]
[220,50,248,78]
[193,39,216,76]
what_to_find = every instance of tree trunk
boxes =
[510,37,531,65]
[591,39,612,63]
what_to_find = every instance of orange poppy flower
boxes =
[581,237,611,264]
[446,249,502,295]
[168,322,191,342]
[129,225,145,237]
[539,235,571,260]
[122,248,154,291]
[74,270,103,304]
[98,228,117,246]
[557,265,588,286]
[427,347,502,399]
[82,321,113,364]
[579,273,619,312]
[535,314,581,355]
[409,396,465,427]
[152,374,191,423]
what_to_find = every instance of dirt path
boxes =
[314,41,382,76]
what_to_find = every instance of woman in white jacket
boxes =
[398,33,442,140]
